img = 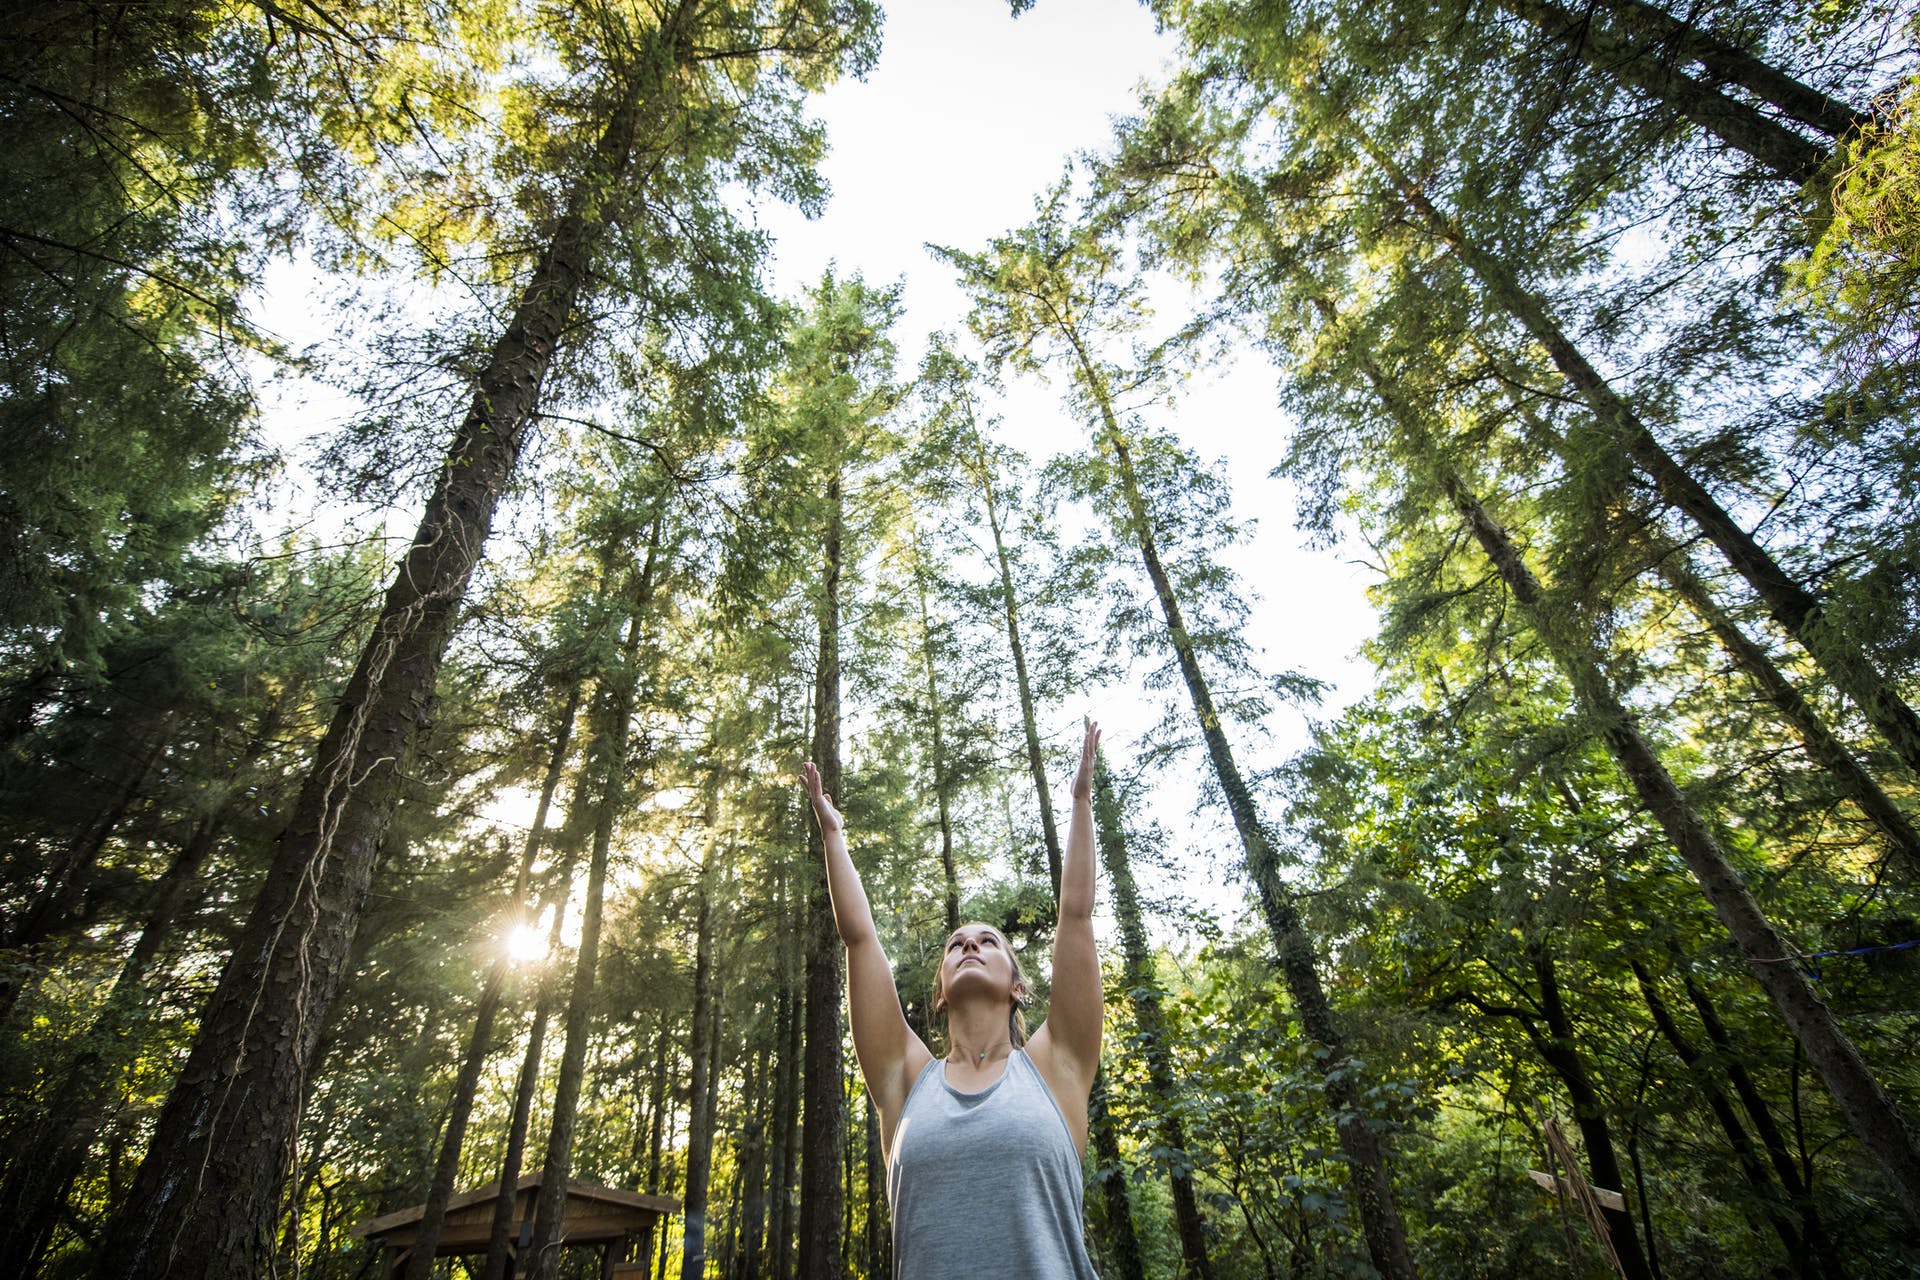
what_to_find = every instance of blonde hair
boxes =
[931,925,1030,1049]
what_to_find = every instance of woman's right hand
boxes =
[801,761,843,833]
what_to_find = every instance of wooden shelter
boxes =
[351,1172,679,1278]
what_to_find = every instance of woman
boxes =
[800,720,1103,1279]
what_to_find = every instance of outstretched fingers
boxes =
[801,761,842,833]
[1071,718,1101,799]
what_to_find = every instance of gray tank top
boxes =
[887,1049,1101,1280]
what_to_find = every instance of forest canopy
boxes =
[1,0,1917,1277]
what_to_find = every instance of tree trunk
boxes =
[407,686,580,1280]
[1653,550,1920,874]
[0,689,287,1278]
[972,435,1065,898]
[1356,138,1920,783]
[1089,1067,1148,1280]
[1632,961,1829,1277]
[1584,0,1868,138]
[734,1032,770,1280]
[479,903,564,1280]
[798,467,845,1280]
[768,892,803,1280]
[91,99,639,1280]
[680,807,721,1280]
[1675,957,1843,1269]
[482,797,591,1280]
[1440,468,1920,1222]
[1520,944,1655,1280]
[1092,750,1213,1280]
[528,524,663,1280]
[913,547,962,932]
[1499,0,1831,179]
[1066,335,1419,1280]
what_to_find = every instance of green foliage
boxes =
[1797,53,1920,392]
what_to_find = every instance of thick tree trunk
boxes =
[1500,0,1831,179]
[798,469,845,1280]
[1065,339,1419,1280]
[973,436,1065,897]
[680,810,720,1280]
[91,100,638,1280]
[1584,0,1868,138]
[528,527,662,1280]
[1092,751,1213,1280]
[1443,471,1920,1222]
[407,686,579,1280]
[1358,142,1920,783]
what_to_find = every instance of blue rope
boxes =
[1749,937,1920,965]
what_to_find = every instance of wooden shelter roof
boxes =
[352,1172,679,1242]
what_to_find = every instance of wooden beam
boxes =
[1528,1168,1627,1212]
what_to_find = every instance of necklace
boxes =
[951,1042,1009,1066]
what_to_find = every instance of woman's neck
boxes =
[945,1002,1012,1064]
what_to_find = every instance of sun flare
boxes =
[504,923,548,963]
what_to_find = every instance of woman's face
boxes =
[937,923,1021,1010]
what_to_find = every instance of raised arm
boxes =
[1029,720,1102,1146]
[802,762,930,1144]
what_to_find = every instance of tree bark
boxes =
[407,686,580,1280]
[1357,139,1920,784]
[527,523,662,1280]
[91,97,639,1280]
[1441,468,1920,1222]
[798,458,846,1280]
[1062,333,1418,1280]
[1092,750,1213,1280]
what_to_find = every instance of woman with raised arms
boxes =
[800,719,1104,1279]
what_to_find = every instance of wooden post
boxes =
[1531,1117,1631,1280]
